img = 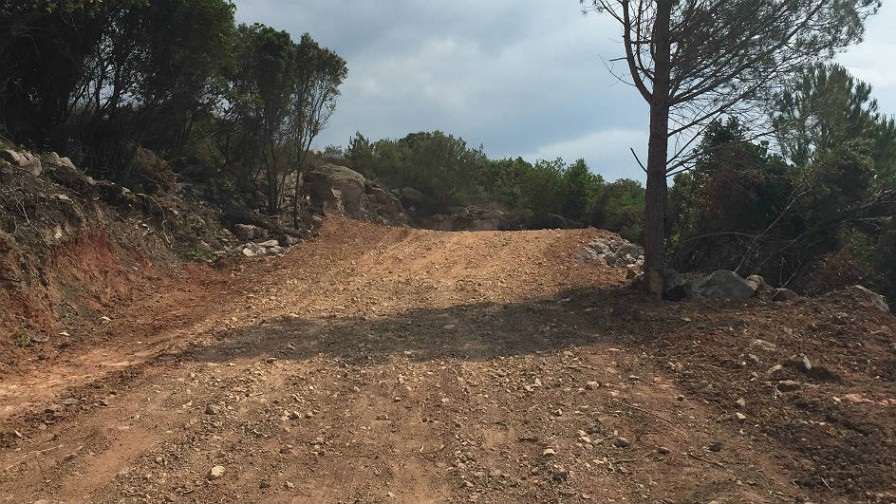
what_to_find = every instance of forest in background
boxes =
[1,1,894,303]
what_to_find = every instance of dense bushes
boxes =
[344,131,634,229]
[665,63,896,301]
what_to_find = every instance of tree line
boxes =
[334,130,645,240]
[0,0,346,221]
[2,1,893,303]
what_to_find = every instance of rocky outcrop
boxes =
[1,149,42,176]
[576,237,644,267]
[691,270,757,301]
[304,164,407,226]
[240,239,286,258]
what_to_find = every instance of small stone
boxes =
[265,357,276,364]
[750,339,777,352]
[208,465,226,480]
[735,412,747,421]
[708,442,723,452]
[288,410,302,420]
[799,355,812,372]
[585,381,599,390]
[767,364,784,375]
[657,446,670,455]
[613,437,630,448]
[205,404,220,415]
[387,491,396,498]
[551,466,569,482]
[553,409,563,417]
[542,448,556,457]
[777,380,801,392]
[489,469,503,479]
[579,435,592,444]
[735,398,746,408]
[284,481,295,489]
[259,480,271,489]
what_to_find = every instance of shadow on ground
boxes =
[182,286,656,366]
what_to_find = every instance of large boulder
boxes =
[304,164,406,225]
[1,149,42,176]
[691,270,757,301]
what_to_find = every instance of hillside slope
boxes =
[0,216,893,503]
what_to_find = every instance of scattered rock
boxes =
[735,412,747,421]
[657,446,670,455]
[208,465,226,480]
[613,437,630,448]
[576,237,644,268]
[542,448,556,457]
[790,354,812,372]
[776,380,801,392]
[767,364,784,375]
[708,442,723,452]
[735,398,746,408]
[284,481,295,489]
[233,224,267,241]
[848,285,890,313]
[585,381,600,390]
[750,339,777,352]
[205,404,220,415]
[691,270,756,301]
[551,466,569,482]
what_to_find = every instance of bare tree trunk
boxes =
[643,0,673,298]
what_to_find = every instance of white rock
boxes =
[208,465,226,479]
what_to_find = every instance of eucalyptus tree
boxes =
[581,0,880,297]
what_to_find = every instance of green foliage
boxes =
[561,159,604,221]
[774,63,882,168]
[477,157,531,209]
[13,330,30,348]
[346,130,487,210]
[519,158,566,219]
[667,118,794,273]
[588,178,645,243]
[0,0,235,183]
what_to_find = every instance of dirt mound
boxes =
[0,216,893,503]
[0,145,316,375]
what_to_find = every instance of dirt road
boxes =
[1,217,894,503]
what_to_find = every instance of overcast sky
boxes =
[232,1,896,183]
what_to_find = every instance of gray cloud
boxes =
[233,0,895,183]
